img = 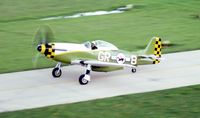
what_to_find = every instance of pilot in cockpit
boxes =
[91,41,98,50]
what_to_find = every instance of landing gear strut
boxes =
[79,64,91,85]
[52,62,62,78]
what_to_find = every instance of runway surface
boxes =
[0,50,200,112]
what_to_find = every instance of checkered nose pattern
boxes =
[37,43,55,58]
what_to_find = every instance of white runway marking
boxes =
[0,50,200,112]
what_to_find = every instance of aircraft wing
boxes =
[71,60,136,68]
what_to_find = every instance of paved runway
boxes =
[0,50,200,112]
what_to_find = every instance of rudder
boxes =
[144,37,162,57]
[154,37,162,58]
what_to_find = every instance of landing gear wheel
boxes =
[131,68,137,73]
[79,74,89,85]
[52,68,62,78]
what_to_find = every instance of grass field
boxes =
[0,85,200,118]
[0,0,200,73]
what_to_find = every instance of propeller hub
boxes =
[37,44,46,54]
[37,45,42,52]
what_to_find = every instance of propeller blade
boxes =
[32,52,41,68]
[32,25,55,68]
[43,25,55,43]
[33,26,43,46]
[33,25,55,46]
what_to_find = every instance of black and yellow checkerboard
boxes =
[153,37,162,64]
[153,59,160,64]
[43,44,55,58]
[154,37,162,58]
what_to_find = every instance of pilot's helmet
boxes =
[91,41,96,46]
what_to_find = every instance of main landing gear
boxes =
[52,62,62,78]
[79,64,91,85]
[51,62,91,85]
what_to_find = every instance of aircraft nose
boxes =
[37,45,42,52]
[36,44,55,58]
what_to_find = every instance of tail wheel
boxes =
[131,68,136,73]
[79,74,89,85]
[52,68,62,78]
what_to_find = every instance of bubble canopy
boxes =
[83,40,118,50]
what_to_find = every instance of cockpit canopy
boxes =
[83,40,118,50]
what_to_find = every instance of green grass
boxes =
[0,0,200,73]
[1,85,200,118]
[0,0,127,22]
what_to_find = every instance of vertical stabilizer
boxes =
[144,37,162,58]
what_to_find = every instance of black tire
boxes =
[79,74,89,85]
[131,68,136,73]
[52,68,62,78]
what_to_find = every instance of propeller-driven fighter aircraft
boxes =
[34,25,162,85]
